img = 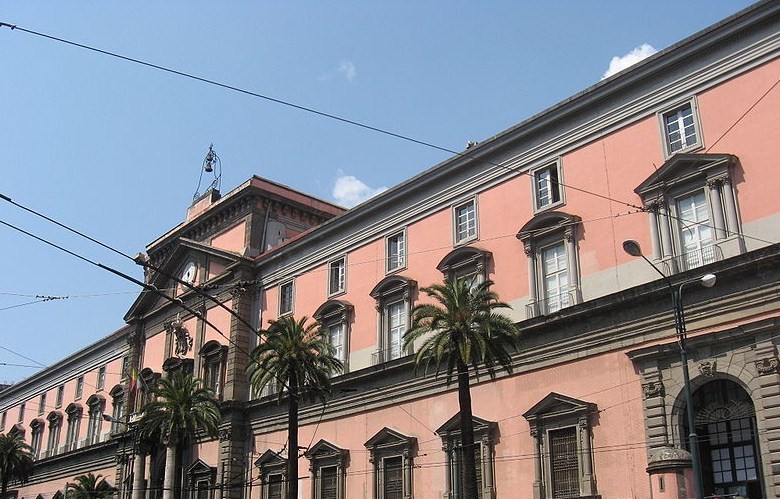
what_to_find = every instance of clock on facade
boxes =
[181,261,197,284]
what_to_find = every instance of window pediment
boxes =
[46,411,63,424]
[313,300,353,323]
[516,211,580,242]
[523,392,595,423]
[109,384,124,398]
[86,394,106,409]
[436,247,492,276]
[364,427,417,451]
[64,403,82,416]
[635,153,737,198]
[162,356,194,373]
[29,418,45,430]
[188,458,217,476]
[199,340,228,358]
[369,276,416,300]
[305,439,348,462]
[255,449,286,468]
[435,413,496,437]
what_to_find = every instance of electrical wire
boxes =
[0,22,645,213]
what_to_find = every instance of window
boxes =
[56,385,64,408]
[370,276,416,365]
[109,385,124,434]
[660,99,702,157]
[97,366,106,391]
[541,242,570,313]
[532,161,564,211]
[30,419,44,459]
[75,376,84,399]
[517,212,581,318]
[18,403,25,423]
[305,440,349,499]
[187,459,217,499]
[279,280,294,316]
[0,411,5,431]
[365,428,417,499]
[64,403,82,452]
[386,230,406,273]
[436,246,491,290]
[328,257,347,296]
[313,301,353,373]
[38,394,46,416]
[436,413,497,499]
[46,411,63,457]
[121,355,130,379]
[200,341,227,399]
[635,153,742,274]
[86,395,105,445]
[523,393,598,499]
[453,198,478,245]
[256,450,287,499]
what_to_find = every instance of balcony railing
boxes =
[371,347,403,365]
[526,291,575,319]
[661,245,722,275]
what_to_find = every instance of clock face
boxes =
[181,261,197,284]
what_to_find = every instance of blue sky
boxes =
[0,1,754,383]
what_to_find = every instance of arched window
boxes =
[517,211,581,318]
[64,403,82,452]
[46,411,63,458]
[436,246,492,288]
[29,418,44,460]
[313,300,353,373]
[86,395,106,446]
[370,276,416,364]
[109,385,125,434]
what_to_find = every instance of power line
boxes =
[0,22,644,212]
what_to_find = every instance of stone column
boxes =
[132,450,146,499]
[707,178,726,239]
[524,243,538,316]
[648,202,662,260]
[721,177,739,236]
[530,426,544,499]
[580,416,596,495]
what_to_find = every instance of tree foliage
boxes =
[0,432,34,496]
[65,472,117,498]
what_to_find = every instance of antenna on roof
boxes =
[193,144,222,200]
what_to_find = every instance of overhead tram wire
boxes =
[0,217,258,368]
[0,192,260,336]
[0,22,644,213]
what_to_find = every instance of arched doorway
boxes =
[684,379,763,498]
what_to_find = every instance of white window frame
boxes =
[200,341,228,400]
[385,229,407,274]
[658,98,704,158]
[314,300,352,374]
[46,412,62,457]
[65,404,82,451]
[30,419,44,459]
[75,376,84,400]
[540,241,571,315]
[278,279,295,316]
[97,366,106,391]
[38,394,46,416]
[327,256,347,297]
[370,277,416,365]
[531,160,564,212]
[452,197,478,245]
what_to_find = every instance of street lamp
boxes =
[623,240,715,499]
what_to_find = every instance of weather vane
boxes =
[193,144,222,200]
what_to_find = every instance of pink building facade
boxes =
[3,2,780,498]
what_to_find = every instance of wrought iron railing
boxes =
[371,347,403,365]
[661,245,722,275]
[526,291,575,319]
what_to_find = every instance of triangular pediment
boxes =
[635,153,737,197]
[523,392,595,422]
[187,458,215,475]
[364,427,416,449]
[124,238,245,321]
[435,413,495,436]
[255,449,286,467]
[304,439,348,461]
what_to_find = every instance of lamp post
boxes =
[622,240,715,499]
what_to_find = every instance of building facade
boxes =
[3,1,780,497]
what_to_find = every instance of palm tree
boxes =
[247,315,343,499]
[0,432,34,497]
[403,278,520,499]
[65,472,117,498]
[137,372,221,499]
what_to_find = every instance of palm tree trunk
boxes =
[457,358,479,499]
[163,442,177,499]
[287,369,299,499]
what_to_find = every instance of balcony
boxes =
[660,245,722,275]
[371,347,403,365]
[526,291,576,319]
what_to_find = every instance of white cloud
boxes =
[318,60,357,82]
[338,60,356,81]
[601,43,658,80]
[332,172,387,207]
